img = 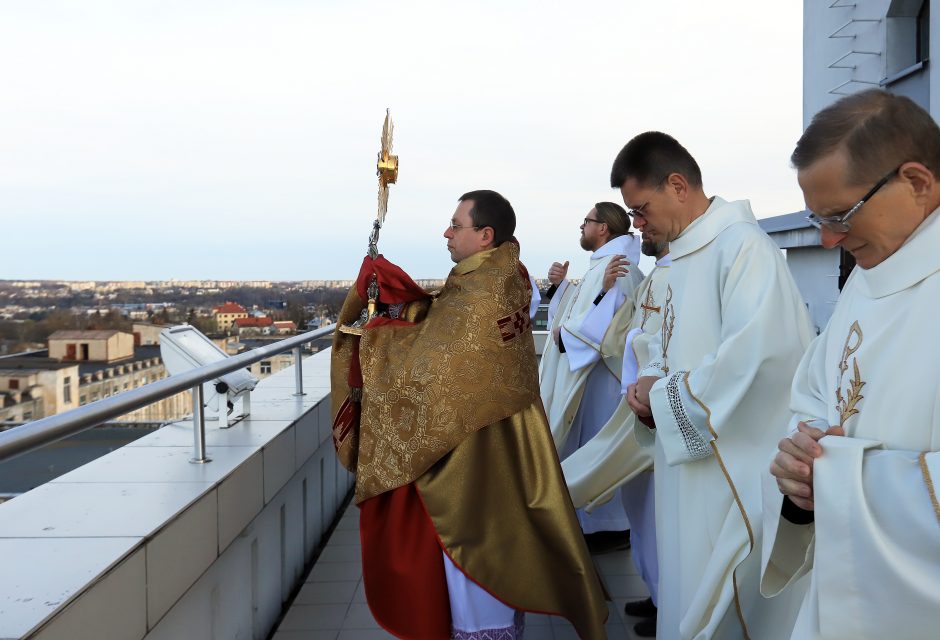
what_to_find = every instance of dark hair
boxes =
[791,89,940,186]
[459,190,516,246]
[609,131,703,189]
[593,202,631,238]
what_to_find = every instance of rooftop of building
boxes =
[758,210,813,234]
[0,357,80,372]
[7,346,163,376]
[235,317,273,328]
[48,329,126,341]
[213,302,248,314]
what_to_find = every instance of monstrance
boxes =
[339,109,399,335]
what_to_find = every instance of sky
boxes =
[0,1,805,281]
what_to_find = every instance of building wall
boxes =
[0,396,44,422]
[215,312,248,333]
[79,364,191,423]
[49,333,134,363]
[804,0,936,126]
[785,247,843,334]
[132,324,165,346]
[0,367,80,420]
[248,353,294,380]
[43,368,80,415]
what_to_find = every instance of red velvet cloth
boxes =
[359,483,451,640]
[356,254,430,305]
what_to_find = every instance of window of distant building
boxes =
[80,395,87,405]
[885,0,931,90]
[917,0,930,62]
[260,361,272,374]
[63,377,72,403]
[8,379,19,390]
[23,411,32,421]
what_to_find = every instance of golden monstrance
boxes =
[339,110,399,335]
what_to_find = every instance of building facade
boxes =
[804,0,935,126]
[212,302,248,333]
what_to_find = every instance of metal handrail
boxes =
[0,324,336,465]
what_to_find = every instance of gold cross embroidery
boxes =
[639,282,660,331]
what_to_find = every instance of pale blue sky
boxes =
[1,1,804,281]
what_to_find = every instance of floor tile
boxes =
[307,561,362,583]
[522,626,553,640]
[294,581,359,605]
[328,528,361,546]
[279,604,348,631]
[319,544,362,563]
[353,580,366,603]
[273,630,339,640]
[336,629,397,640]
[343,603,381,629]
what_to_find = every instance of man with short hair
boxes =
[618,132,815,638]
[332,189,608,640]
[562,230,671,637]
[539,202,644,546]
[763,89,940,639]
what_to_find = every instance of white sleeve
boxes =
[528,274,540,320]
[812,438,940,637]
[547,279,569,329]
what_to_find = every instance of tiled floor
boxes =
[271,505,653,639]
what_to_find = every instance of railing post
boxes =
[190,384,211,464]
[293,347,306,397]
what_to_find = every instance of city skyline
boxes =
[1,1,804,281]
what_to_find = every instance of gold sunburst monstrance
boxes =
[340,110,399,336]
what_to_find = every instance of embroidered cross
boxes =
[497,304,531,343]
[639,282,660,331]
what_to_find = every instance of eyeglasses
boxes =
[448,222,482,231]
[805,165,901,233]
[625,175,668,218]
[626,201,651,218]
[582,217,604,226]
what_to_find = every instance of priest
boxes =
[331,189,608,640]
[618,132,815,638]
[539,202,644,543]
[561,230,670,637]
[763,90,940,639]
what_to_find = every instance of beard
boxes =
[641,239,666,257]
[579,235,593,251]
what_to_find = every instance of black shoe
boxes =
[583,530,631,554]
[633,617,657,637]
[623,597,656,618]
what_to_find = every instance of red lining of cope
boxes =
[359,484,452,640]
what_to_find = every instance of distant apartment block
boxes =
[0,330,189,424]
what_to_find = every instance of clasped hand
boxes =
[626,376,657,418]
[770,421,845,510]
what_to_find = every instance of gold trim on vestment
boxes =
[918,452,940,527]
[682,372,754,640]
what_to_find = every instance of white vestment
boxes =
[528,273,540,320]
[562,255,672,603]
[760,207,940,640]
[638,197,815,639]
[540,233,644,532]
